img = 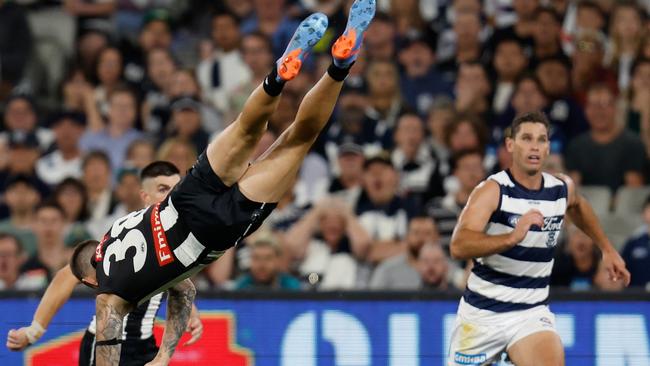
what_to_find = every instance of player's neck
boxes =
[509,167,543,191]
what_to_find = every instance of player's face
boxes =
[141,174,181,206]
[506,122,550,176]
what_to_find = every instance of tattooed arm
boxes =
[95,294,132,366]
[146,279,196,366]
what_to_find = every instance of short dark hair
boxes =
[54,178,90,222]
[82,150,112,171]
[242,31,273,55]
[35,200,67,219]
[534,6,562,23]
[70,239,99,284]
[0,232,23,254]
[140,161,180,180]
[509,111,551,138]
[450,149,485,172]
[213,9,241,25]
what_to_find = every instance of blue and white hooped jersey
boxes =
[463,170,567,313]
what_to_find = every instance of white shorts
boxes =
[447,299,558,365]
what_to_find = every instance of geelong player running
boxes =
[68,2,376,365]
[447,111,630,365]
[6,162,203,365]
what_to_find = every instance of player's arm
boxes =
[6,264,79,351]
[146,279,196,366]
[450,180,544,260]
[558,174,631,285]
[95,294,132,366]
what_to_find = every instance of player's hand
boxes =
[6,328,30,351]
[508,209,545,245]
[183,310,203,346]
[601,248,631,286]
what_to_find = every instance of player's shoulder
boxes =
[543,171,570,187]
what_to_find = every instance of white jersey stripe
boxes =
[486,223,556,249]
[467,273,549,304]
[480,255,554,278]
[140,293,162,339]
[173,233,206,267]
[500,195,567,216]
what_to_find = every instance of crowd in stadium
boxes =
[0,0,650,293]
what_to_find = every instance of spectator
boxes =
[113,168,144,218]
[530,7,567,68]
[156,138,198,176]
[286,198,371,289]
[0,132,50,200]
[124,139,156,169]
[443,113,488,158]
[1,95,53,151]
[364,12,397,61]
[454,62,492,120]
[52,178,92,247]
[425,97,455,173]
[491,0,539,51]
[354,153,419,264]
[165,96,211,153]
[417,242,454,290]
[64,0,116,40]
[62,67,94,113]
[438,11,485,80]
[491,38,528,117]
[321,143,365,201]
[535,57,590,143]
[625,58,650,154]
[35,112,85,186]
[427,149,485,248]
[227,32,274,122]
[233,234,301,290]
[82,151,119,237]
[0,1,32,99]
[141,48,177,136]
[571,29,617,106]
[620,196,650,289]
[565,84,645,191]
[369,215,438,290]
[605,2,645,91]
[19,202,69,290]
[197,11,251,114]
[398,34,453,117]
[391,113,439,201]
[93,47,125,116]
[80,86,143,172]
[0,233,26,290]
[366,60,406,138]
[240,0,300,60]
[0,176,40,256]
[551,226,600,290]
[168,69,223,134]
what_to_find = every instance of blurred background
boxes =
[0,0,650,364]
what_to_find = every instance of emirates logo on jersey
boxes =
[95,234,109,262]
[151,203,174,266]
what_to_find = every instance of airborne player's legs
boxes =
[204,13,329,187]
[238,0,376,203]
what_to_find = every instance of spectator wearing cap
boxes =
[353,153,420,265]
[19,202,69,290]
[535,57,590,143]
[240,0,301,61]
[233,233,301,291]
[285,197,371,290]
[0,131,50,200]
[491,38,528,117]
[0,176,40,256]
[398,34,453,118]
[369,215,438,290]
[1,95,53,151]
[565,84,645,192]
[427,149,485,248]
[571,29,617,107]
[0,2,32,99]
[315,142,365,204]
[35,112,85,186]
[197,11,251,115]
[0,233,27,290]
[80,85,143,173]
[620,196,650,289]
[392,113,441,203]
[166,96,211,152]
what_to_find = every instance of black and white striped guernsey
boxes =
[87,292,163,340]
[463,170,567,313]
